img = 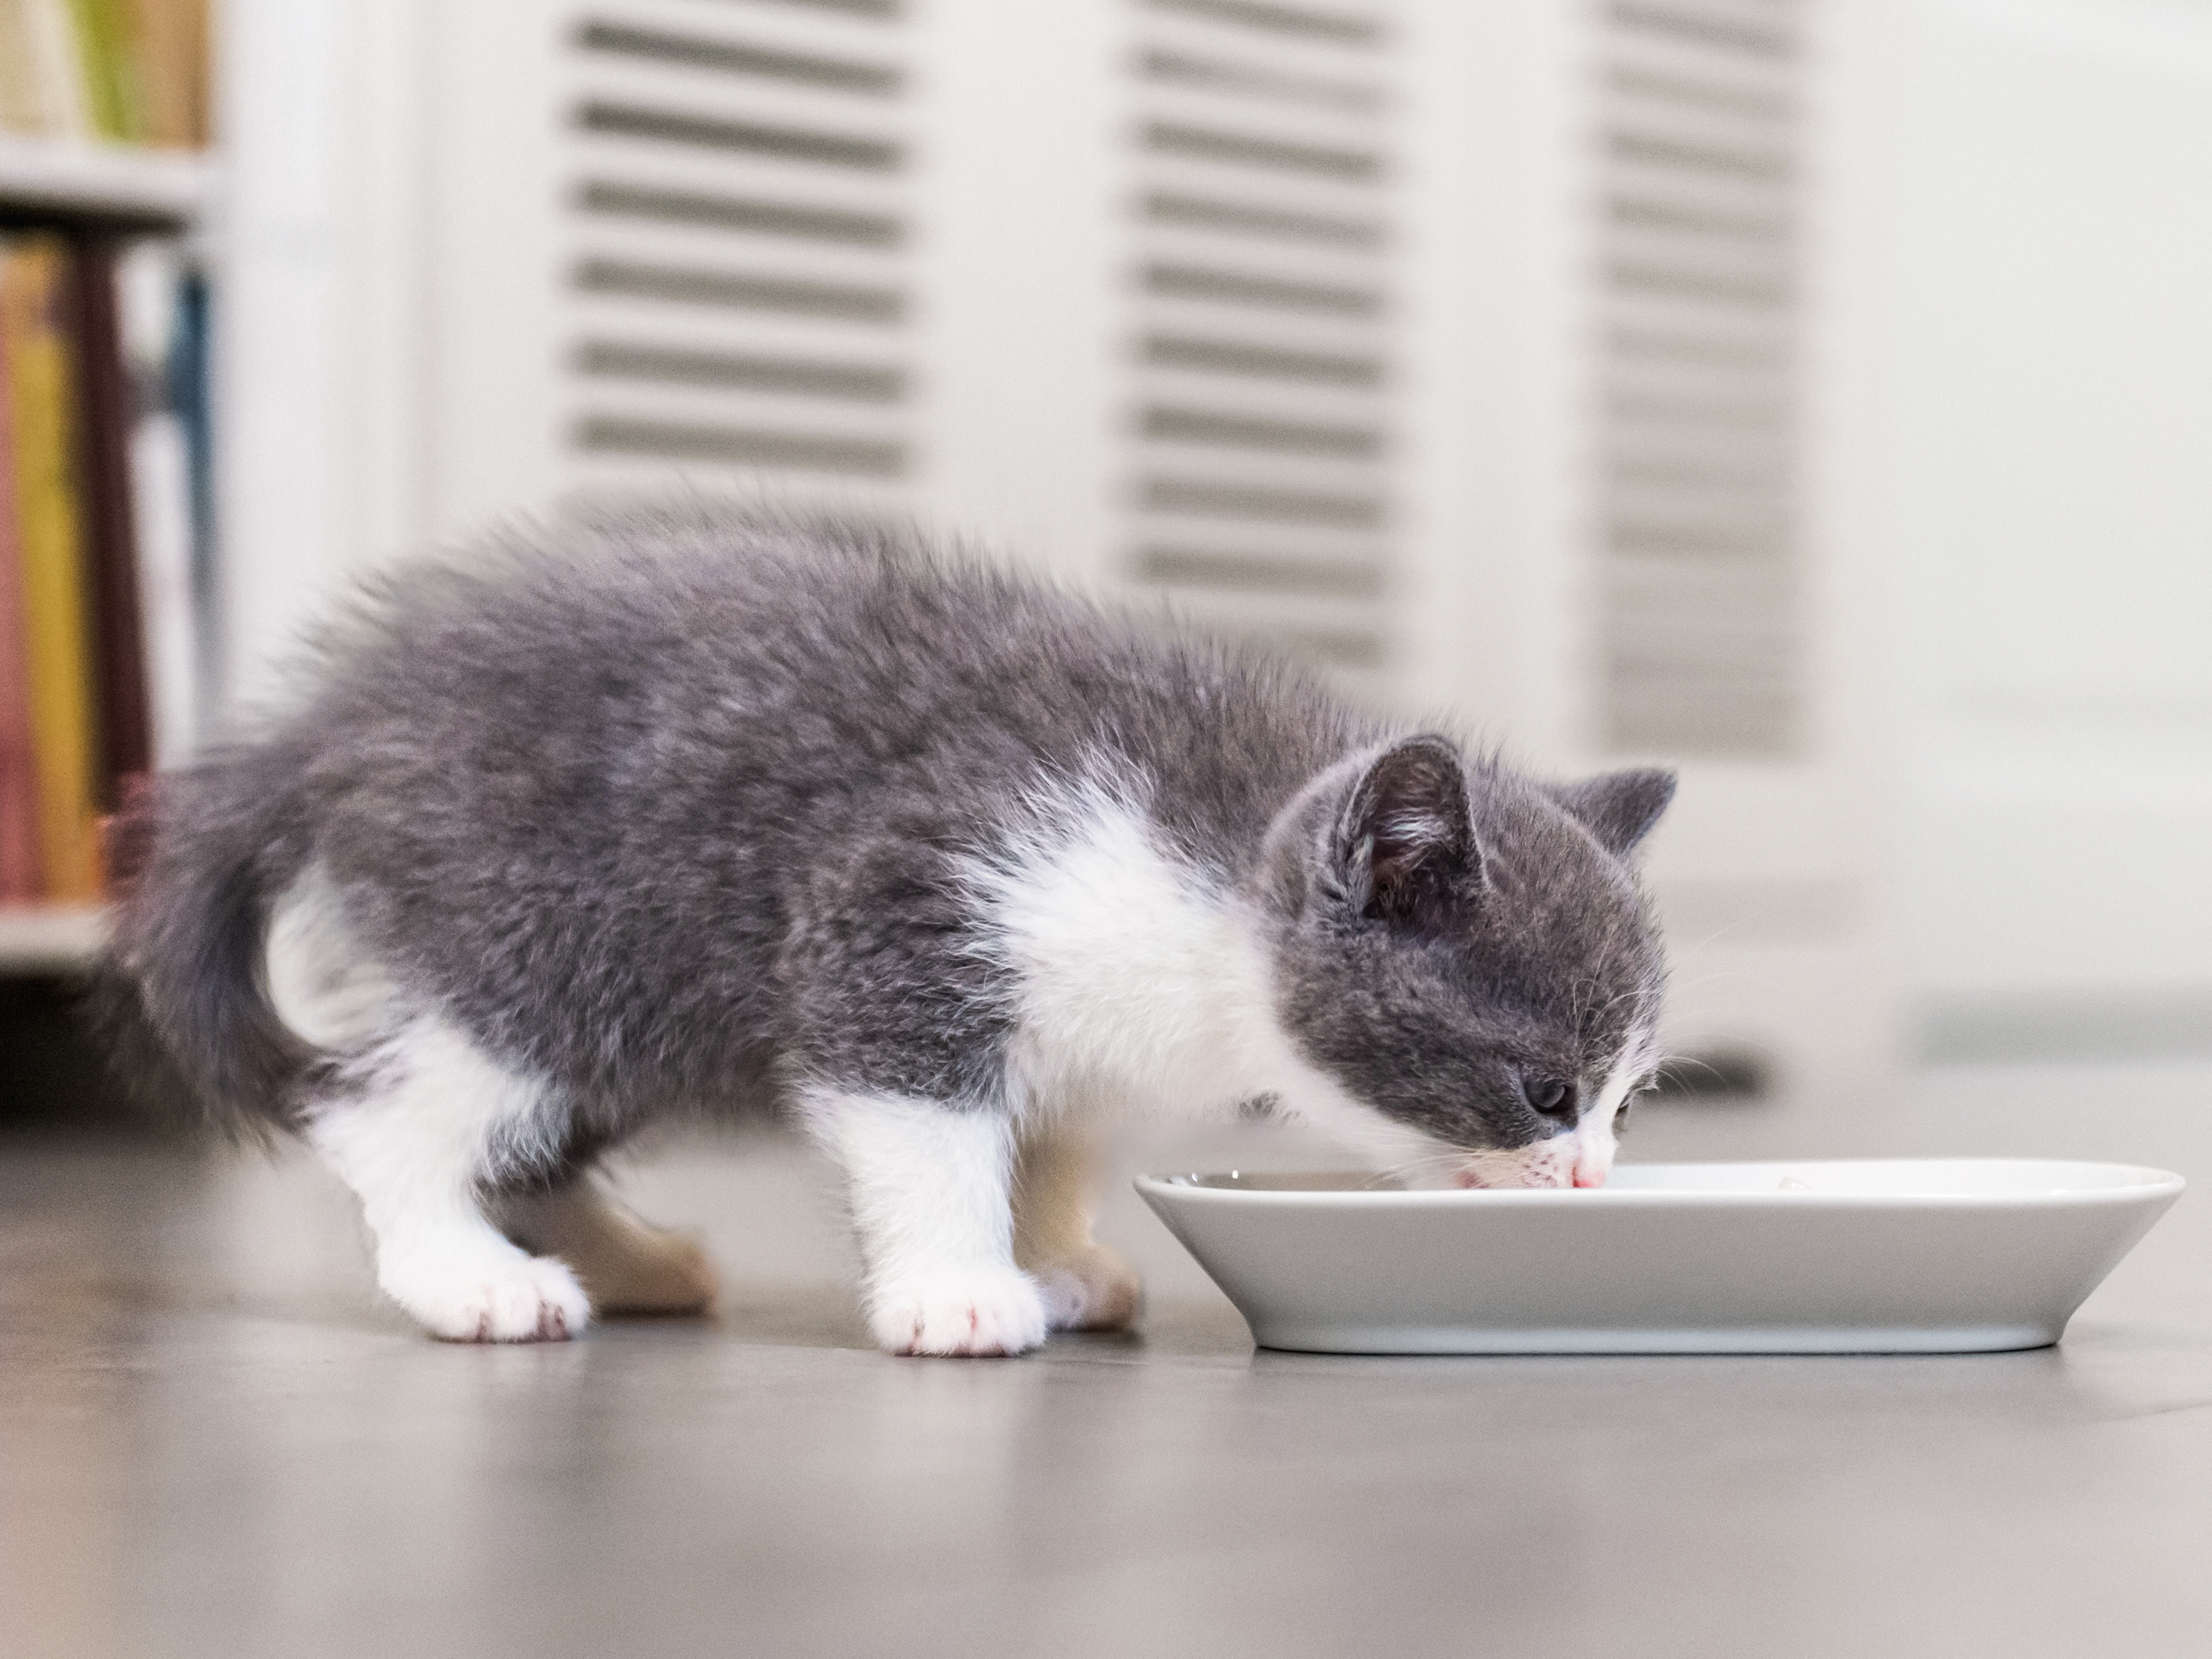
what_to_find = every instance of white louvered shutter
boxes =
[346,0,1893,1115]
[1597,0,1801,758]
[556,0,918,512]
[1117,0,1399,700]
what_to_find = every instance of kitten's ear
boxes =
[1547,768,1676,858]
[1335,735,1483,930]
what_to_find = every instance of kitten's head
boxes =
[1252,736,1673,1189]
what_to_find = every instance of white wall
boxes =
[1858,0,2212,1009]
[904,0,1124,590]
[212,0,349,716]
[214,0,442,714]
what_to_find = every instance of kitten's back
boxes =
[122,508,1376,1122]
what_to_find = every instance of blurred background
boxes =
[4,0,2211,1137]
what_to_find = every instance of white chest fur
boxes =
[960,785,1478,1180]
[959,785,1271,1125]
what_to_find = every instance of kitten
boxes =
[112,508,1674,1355]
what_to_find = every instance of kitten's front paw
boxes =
[1032,1244,1142,1333]
[868,1267,1048,1357]
[383,1249,592,1343]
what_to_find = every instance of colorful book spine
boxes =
[1,1,50,136]
[118,239,195,767]
[65,0,138,142]
[70,238,151,798]
[12,0,94,141]
[170,261,212,718]
[1,237,105,903]
[130,0,207,149]
[0,289,40,902]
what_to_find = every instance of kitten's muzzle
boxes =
[1448,1129,1609,1191]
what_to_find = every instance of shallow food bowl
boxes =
[1135,1160,2185,1355]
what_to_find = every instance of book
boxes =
[1,236,104,903]
[1,1,50,136]
[118,239,194,766]
[129,0,207,149]
[69,238,151,800]
[0,286,39,901]
[169,260,211,715]
[65,0,138,143]
[9,0,94,141]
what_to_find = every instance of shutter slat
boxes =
[559,1,916,509]
[1599,0,1803,756]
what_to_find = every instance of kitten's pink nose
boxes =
[1573,1166,1605,1188]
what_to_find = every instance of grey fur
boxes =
[111,507,1672,1183]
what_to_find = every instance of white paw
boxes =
[1032,1244,1142,1333]
[868,1267,1048,1357]
[381,1245,593,1343]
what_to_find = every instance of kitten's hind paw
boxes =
[494,1183,719,1318]
[868,1268,1048,1357]
[382,1247,592,1343]
[586,1228,718,1317]
[1033,1244,1142,1334]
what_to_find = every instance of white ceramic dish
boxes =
[1135,1159,2184,1355]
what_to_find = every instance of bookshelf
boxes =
[0,136,214,232]
[0,903,105,972]
[3,139,214,975]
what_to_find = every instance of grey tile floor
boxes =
[2,1063,2208,1659]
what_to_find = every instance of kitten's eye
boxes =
[1520,1075,1577,1121]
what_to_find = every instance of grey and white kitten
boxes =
[113,509,1674,1354]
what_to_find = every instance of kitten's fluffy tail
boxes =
[103,747,320,1133]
